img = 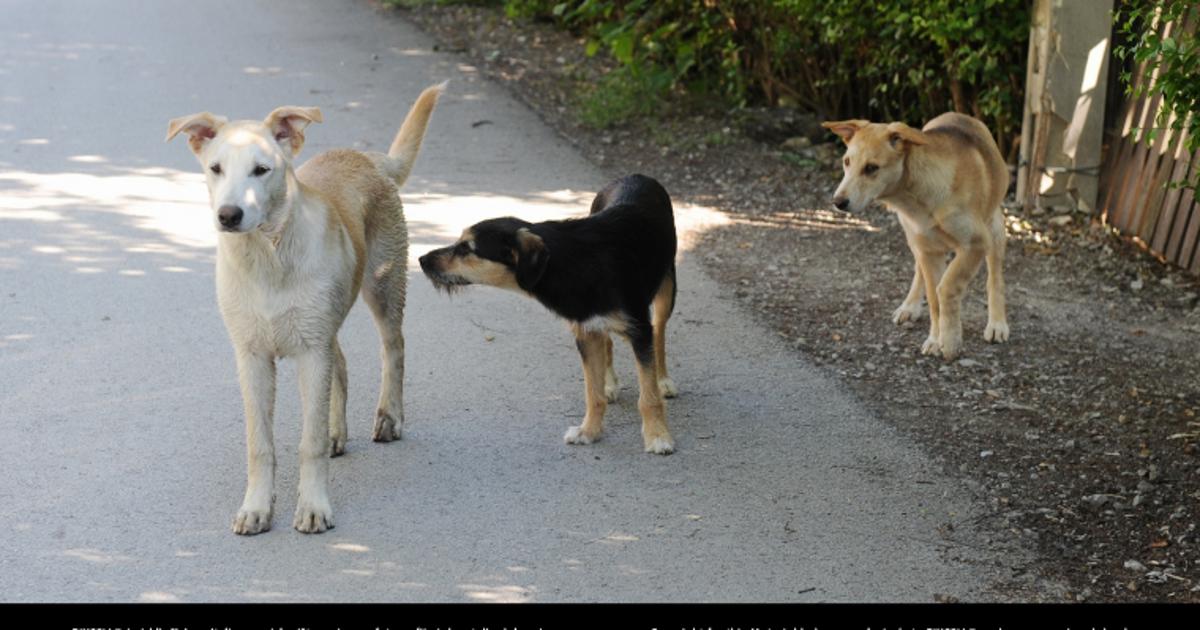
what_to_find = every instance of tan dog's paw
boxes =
[984,320,1010,344]
[233,507,272,536]
[921,335,942,356]
[658,377,678,399]
[564,425,601,445]
[939,336,962,361]
[293,502,334,534]
[372,410,402,442]
[892,303,922,324]
[643,433,675,455]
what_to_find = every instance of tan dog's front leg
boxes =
[893,260,924,324]
[917,252,947,356]
[936,247,986,360]
[565,331,608,445]
[294,349,334,533]
[233,349,276,535]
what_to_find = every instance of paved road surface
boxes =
[0,0,1021,602]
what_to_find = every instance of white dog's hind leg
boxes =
[294,349,334,533]
[329,341,348,457]
[233,349,277,535]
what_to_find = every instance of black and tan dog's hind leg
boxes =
[628,318,674,454]
[566,317,675,455]
[652,267,678,398]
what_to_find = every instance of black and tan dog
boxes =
[419,174,679,454]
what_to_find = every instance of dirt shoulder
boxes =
[390,1,1200,602]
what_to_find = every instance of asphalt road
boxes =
[0,0,1022,602]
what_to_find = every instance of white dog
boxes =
[166,83,444,534]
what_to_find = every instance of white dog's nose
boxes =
[218,205,244,229]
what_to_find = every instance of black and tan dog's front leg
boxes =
[564,330,609,445]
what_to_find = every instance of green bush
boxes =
[1115,0,1199,186]
[506,0,1029,156]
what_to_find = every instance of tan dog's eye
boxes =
[843,157,850,167]
[863,163,879,175]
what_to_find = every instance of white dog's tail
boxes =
[380,81,446,188]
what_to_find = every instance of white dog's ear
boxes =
[165,112,227,155]
[263,106,323,157]
[885,122,928,149]
[821,119,869,144]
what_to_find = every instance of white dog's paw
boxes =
[983,320,1010,344]
[329,433,347,457]
[643,434,675,455]
[892,303,922,324]
[293,501,334,534]
[604,372,620,403]
[233,507,272,536]
[658,377,678,399]
[372,409,402,443]
[564,425,600,445]
[921,335,942,356]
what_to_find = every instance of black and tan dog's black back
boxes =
[419,174,679,454]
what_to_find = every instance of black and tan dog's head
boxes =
[419,217,550,294]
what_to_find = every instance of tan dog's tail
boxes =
[380,81,446,188]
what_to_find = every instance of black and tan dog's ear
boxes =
[821,119,869,144]
[514,228,549,290]
[885,122,928,150]
[263,106,323,157]
[165,112,228,155]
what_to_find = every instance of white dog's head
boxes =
[165,107,322,233]
[822,119,928,213]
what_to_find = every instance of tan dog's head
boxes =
[165,107,322,233]
[822,119,928,213]
[418,217,549,295]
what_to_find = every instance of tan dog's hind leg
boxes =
[233,349,277,535]
[983,220,1010,343]
[565,331,608,445]
[602,335,619,403]
[918,252,948,356]
[935,247,986,360]
[652,275,677,398]
[893,260,924,324]
[329,340,348,457]
[294,349,334,533]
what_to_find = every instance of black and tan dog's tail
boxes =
[378,81,446,188]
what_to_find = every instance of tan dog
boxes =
[165,83,444,534]
[822,112,1010,360]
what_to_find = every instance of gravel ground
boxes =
[391,1,1200,602]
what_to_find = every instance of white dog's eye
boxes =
[252,165,271,177]
[209,163,222,176]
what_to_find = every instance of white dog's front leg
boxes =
[294,349,334,533]
[233,349,276,535]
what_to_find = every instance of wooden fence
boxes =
[1098,12,1198,273]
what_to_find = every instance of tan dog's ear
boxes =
[821,119,869,144]
[165,112,227,155]
[263,106,323,156]
[885,122,928,149]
